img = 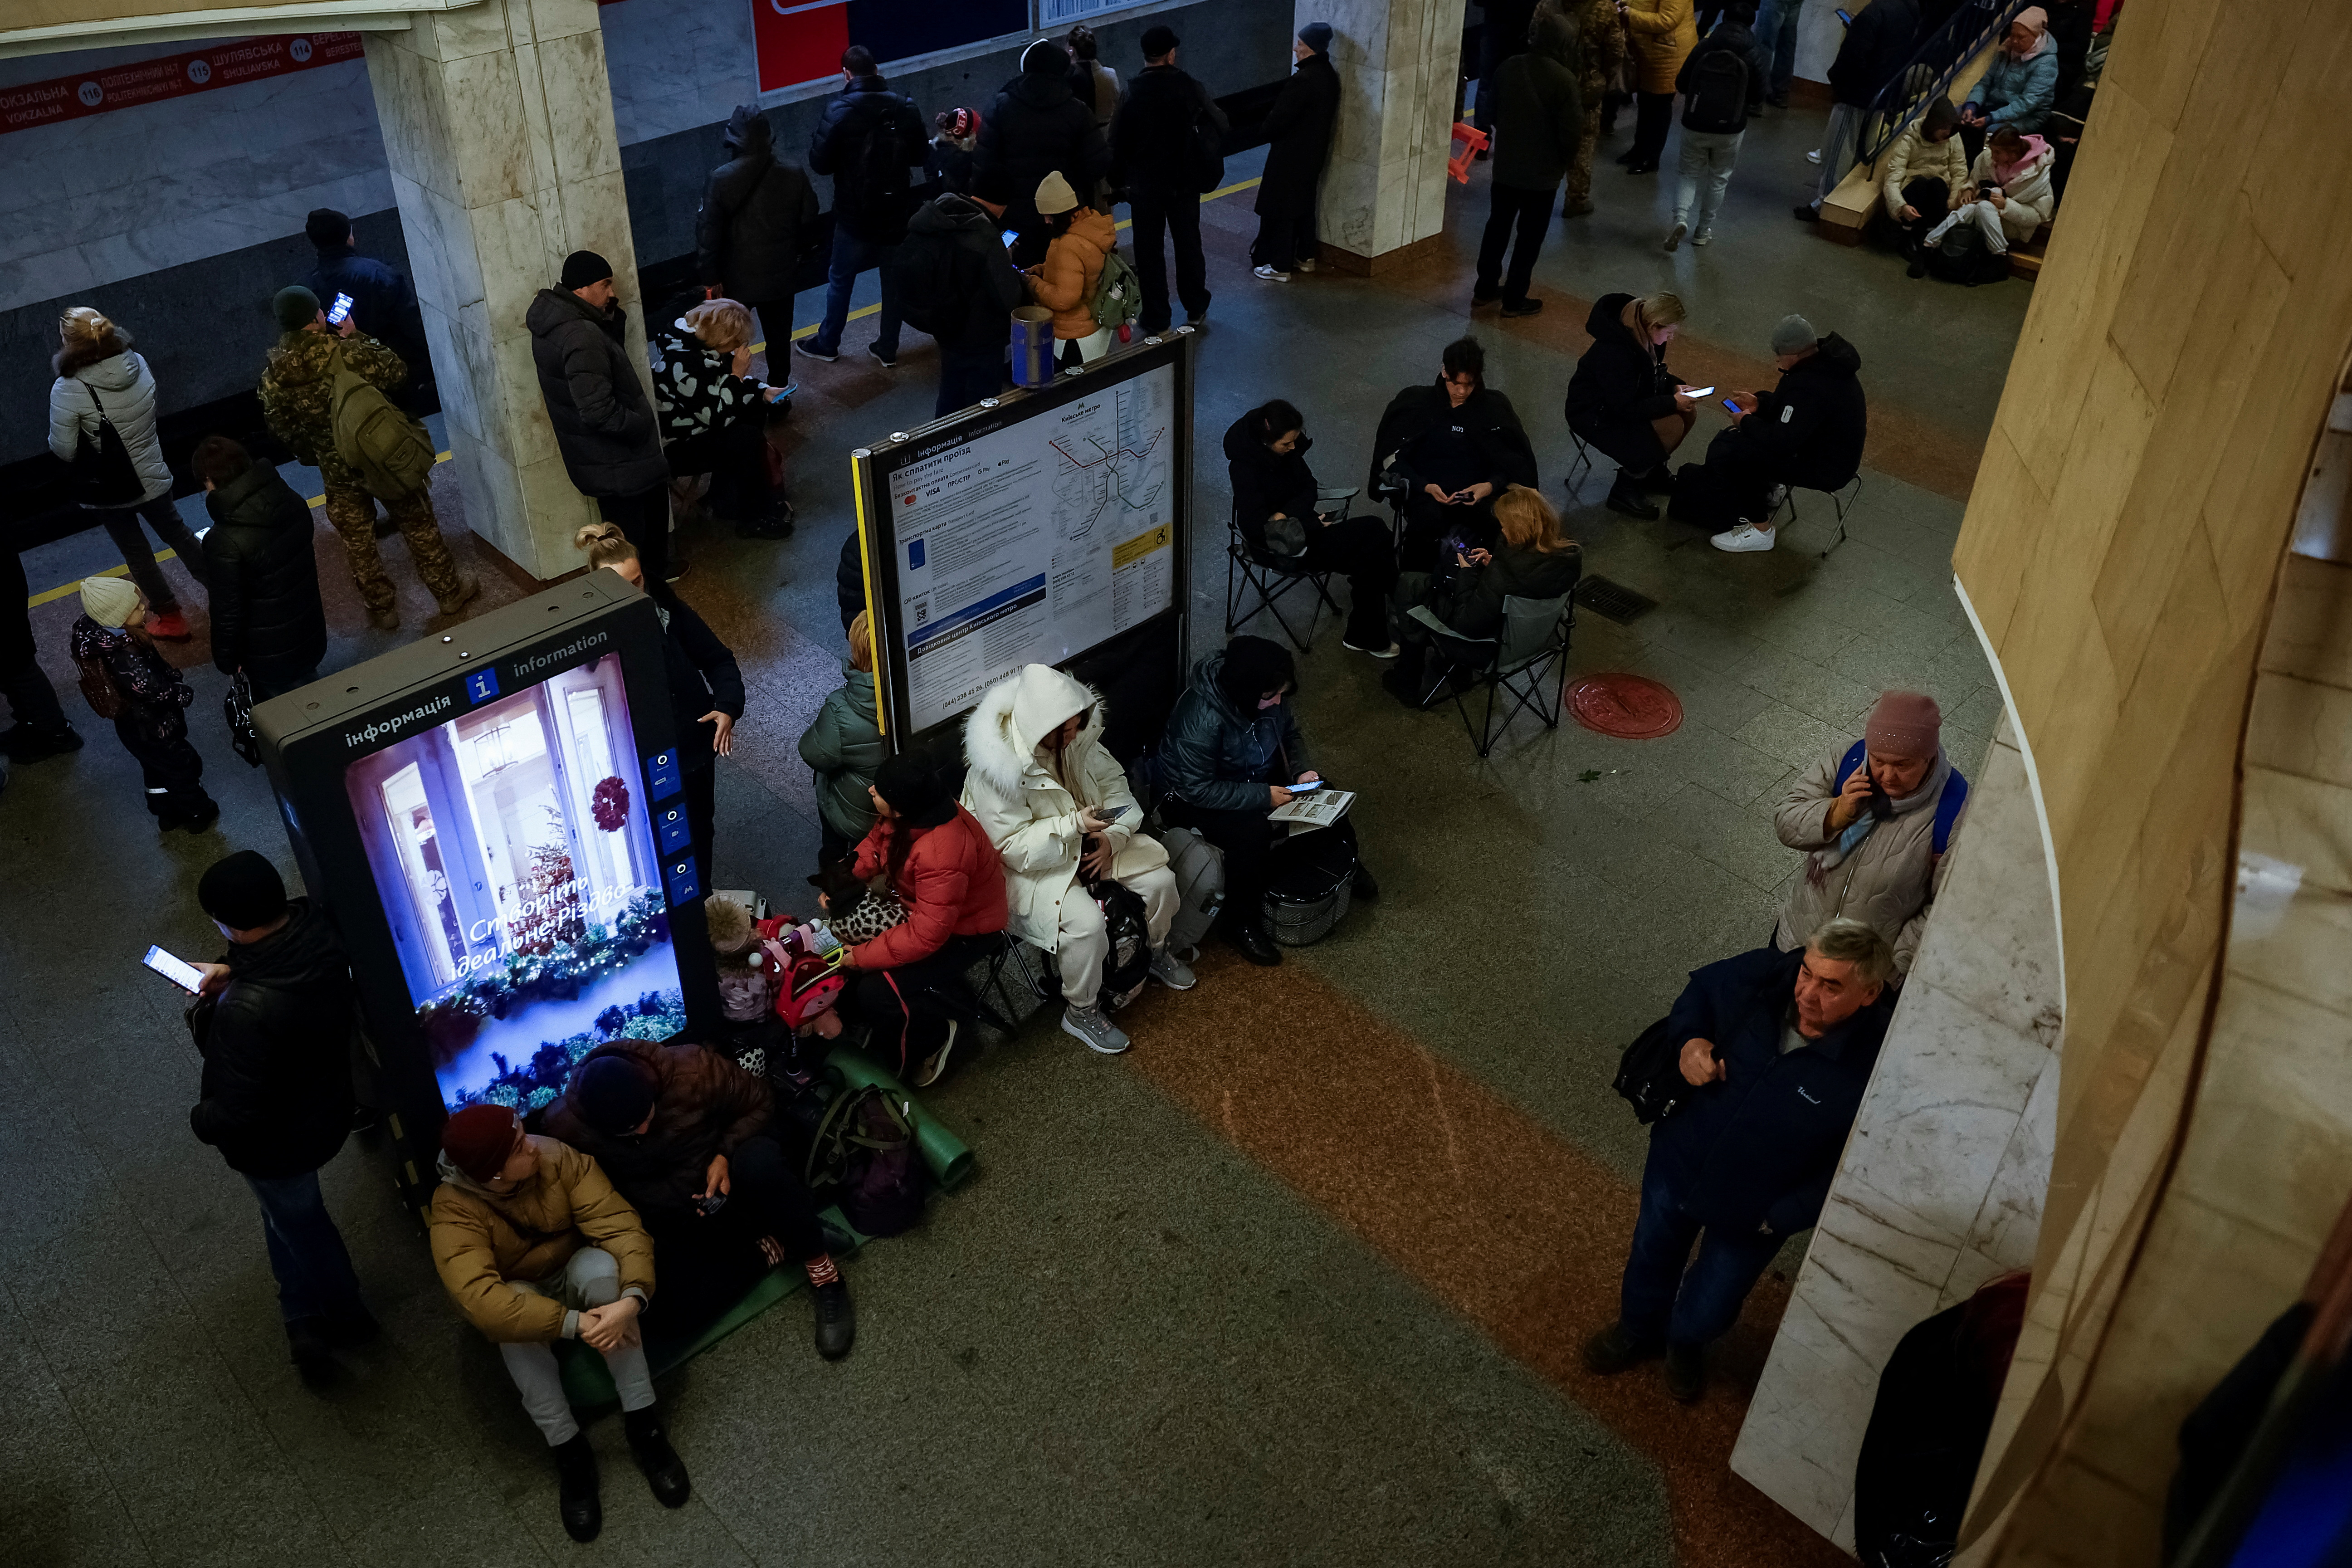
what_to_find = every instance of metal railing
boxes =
[1858,0,2030,165]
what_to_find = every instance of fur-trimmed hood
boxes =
[962,663,1104,799]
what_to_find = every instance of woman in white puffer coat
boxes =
[1924,125,2058,258]
[960,663,1195,1058]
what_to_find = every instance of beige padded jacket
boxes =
[1771,741,1966,975]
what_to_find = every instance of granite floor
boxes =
[2,100,2028,1568]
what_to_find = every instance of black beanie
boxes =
[1020,39,1066,75]
[560,250,615,291]
[1216,635,1295,715]
[576,1055,659,1134]
[873,752,947,823]
[199,851,289,929]
[305,208,350,249]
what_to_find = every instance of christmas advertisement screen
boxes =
[341,652,682,1114]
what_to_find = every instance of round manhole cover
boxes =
[1567,673,1683,739]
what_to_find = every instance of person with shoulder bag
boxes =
[961,664,1196,1060]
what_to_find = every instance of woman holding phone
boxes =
[1384,484,1582,706]
[1563,288,1703,520]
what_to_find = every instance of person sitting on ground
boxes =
[798,609,887,865]
[1383,483,1582,706]
[1583,918,1896,1404]
[962,663,1195,1060]
[1919,125,2058,276]
[543,1037,855,1359]
[1881,98,1969,263]
[925,107,983,198]
[1225,399,1400,657]
[1959,6,2057,157]
[1668,313,1866,555]
[429,1104,684,1544]
[194,435,328,703]
[1564,289,1701,520]
[833,752,1009,1086]
[69,575,218,832]
[1025,171,1119,366]
[1156,635,1377,968]
[1368,336,1539,572]
[651,298,793,540]
[1773,690,1967,980]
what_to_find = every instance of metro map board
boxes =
[876,357,1181,735]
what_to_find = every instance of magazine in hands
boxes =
[1269,788,1355,836]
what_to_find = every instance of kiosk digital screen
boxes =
[340,651,683,1114]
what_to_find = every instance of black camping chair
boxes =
[1401,591,1578,757]
[1770,471,1865,557]
[1224,492,1354,653]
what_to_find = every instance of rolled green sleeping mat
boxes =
[826,1046,975,1190]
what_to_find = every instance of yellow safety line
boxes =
[30,178,1266,608]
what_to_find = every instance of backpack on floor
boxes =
[1092,247,1143,334]
[1927,220,2009,287]
[1086,874,1154,1009]
[1683,46,1751,135]
[805,1083,928,1237]
[1157,825,1227,958]
[330,345,438,499]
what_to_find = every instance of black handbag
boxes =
[224,669,262,767]
[69,383,146,507]
[1611,1016,1688,1124]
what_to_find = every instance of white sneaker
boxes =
[1295,258,1318,273]
[1341,634,1401,658]
[1253,264,1291,283]
[1711,521,1777,554]
[1692,229,1713,246]
[1148,946,1196,990]
[1060,1004,1131,1054]
[1664,221,1686,252]
[912,1019,957,1088]
[1805,148,1822,165]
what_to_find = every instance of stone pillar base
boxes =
[1313,233,1449,277]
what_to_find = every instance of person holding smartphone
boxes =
[1563,289,1702,519]
[1367,336,1539,572]
[1385,483,1582,707]
[1225,400,1400,655]
[183,850,374,1383]
[1668,313,1867,554]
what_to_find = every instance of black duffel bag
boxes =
[1611,1016,1689,1124]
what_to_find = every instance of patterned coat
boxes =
[258,327,406,486]
[1573,0,1629,101]
[650,321,770,440]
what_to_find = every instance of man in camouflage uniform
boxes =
[1562,0,1627,216]
[259,285,473,631]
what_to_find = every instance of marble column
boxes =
[363,0,650,582]
[1729,715,2065,1551]
[1301,0,1467,271]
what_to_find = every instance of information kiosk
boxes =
[848,330,1198,754]
[254,572,719,1206]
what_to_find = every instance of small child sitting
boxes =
[808,857,907,948]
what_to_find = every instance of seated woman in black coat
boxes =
[1225,400,1400,656]
[1367,336,1539,573]
[1562,289,1702,520]
[576,523,744,880]
[1383,484,1582,706]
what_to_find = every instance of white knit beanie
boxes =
[1034,170,1078,215]
[79,575,140,627]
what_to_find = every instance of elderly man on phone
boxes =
[1584,917,1897,1402]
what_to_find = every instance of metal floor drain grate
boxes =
[1574,575,1658,624]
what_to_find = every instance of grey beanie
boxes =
[1771,314,1818,355]
[272,285,320,332]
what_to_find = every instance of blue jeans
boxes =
[811,228,903,358]
[1755,0,1803,99]
[245,1169,366,1324]
[1618,1152,1786,1349]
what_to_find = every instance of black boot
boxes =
[286,1317,338,1385]
[1381,643,1431,707]
[1605,470,1660,520]
[552,1431,602,1542]
[319,1303,381,1349]
[0,721,83,762]
[1637,462,1678,493]
[624,1405,691,1508]
[813,1275,856,1361]
[1223,919,1282,967]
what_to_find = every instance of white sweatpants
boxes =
[1925,199,2012,254]
[1054,863,1179,1009]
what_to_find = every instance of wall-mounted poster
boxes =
[753,0,1030,94]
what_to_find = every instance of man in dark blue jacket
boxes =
[1586,917,1895,1401]
[304,208,430,410]
[804,46,925,367]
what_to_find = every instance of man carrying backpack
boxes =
[803,47,926,369]
[889,189,1034,418]
[694,105,821,357]
[1110,25,1229,334]
[258,285,474,632]
[1665,1,1771,251]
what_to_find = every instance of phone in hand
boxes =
[1835,7,1854,23]
[1099,802,1133,821]
[1288,779,1324,793]
[1684,385,1717,399]
[143,944,206,994]
[1449,488,1478,504]
[1722,396,1743,415]
[325,292,355,327]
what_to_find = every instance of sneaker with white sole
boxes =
[1060,1004,1131,1054]
[792,340,837,363]
[1664,220,1686,252]
[1710,521,1777,553]
[1805,148,1822,164]
[1148,947,1196,991]
[1253,264,1291,282]
[1295,258,1317,273]
[912,1020,958,1088]
[1341,634,1401,658]
[1692,229,1713,246]
[868,345,898,370]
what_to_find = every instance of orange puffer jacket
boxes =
[849,804,1009,969]
[1030,209,1118,338]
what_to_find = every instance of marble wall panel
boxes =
[1308,0,1463,263]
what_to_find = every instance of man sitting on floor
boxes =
[1668,313,1867,556]
[543,1037,856,1360]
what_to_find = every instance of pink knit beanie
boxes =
[1865,691,1942,758]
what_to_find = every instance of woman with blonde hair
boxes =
[1383,484,1582,706]
[574,523,743,876]
[48,306,210,639]
[797,608,887,864]
[1562,288,1703,519]
[650,296,793,538]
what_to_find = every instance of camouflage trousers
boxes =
[1564,103,1605,211]
[322,478,462,613]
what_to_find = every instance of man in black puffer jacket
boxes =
[695,105,820,352]
[1112,27,1230,333]
[1673,312,1868,554]
[528,252,673,586]
[189,851,373,1383]
[975,39,1109,256]
[889,189,1031,417]
[805,47,925,367]
[195,436,327,700]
